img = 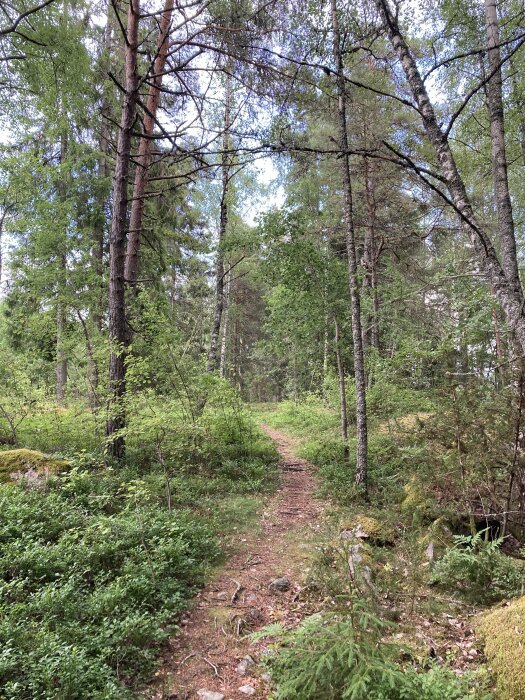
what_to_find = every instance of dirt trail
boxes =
[147,424,323,699]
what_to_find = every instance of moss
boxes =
[0,449,69,483]
[477,596,525,699]
[340,514,393,545]
[401,475,433,518]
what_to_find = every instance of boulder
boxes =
[0,449,69,485]
[339,515,393,546]
[477,595,525,700]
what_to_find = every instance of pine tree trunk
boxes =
[125,0,174,292]
[375,0,525,355]
[207,69,232,372]
[106,0,140,458]
[484,0,521,298]
[331,0,368,493]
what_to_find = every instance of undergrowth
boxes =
[0,396,278,699]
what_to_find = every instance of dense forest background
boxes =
[1,0,525,698]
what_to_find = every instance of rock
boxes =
[261,673,272,683]
[236,655,255,676]
[269,576,290,592]
[238,685,256,696]
[477,596,525,700]
[0,448,69,485]
[339,515,393,546]
[196,691,224,700]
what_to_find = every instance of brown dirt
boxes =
[145,424,323,700]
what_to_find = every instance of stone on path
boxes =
[196,690,224,700]
[238,685,256,696]
[268,576,290,592]
[236,655,255,676]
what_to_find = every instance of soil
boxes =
[145,424,323,700]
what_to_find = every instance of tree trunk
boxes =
[331,0,368,494]
[334,316,349,461]
[363,156,380,352]
[106,0,140,459]
[207,69,232,372]
[56,132,68,406]
[219,269,230,377]
[92,0,114,331]
[375,0,525,355]
[56,299,67,405]
[484,0,521,298]
[124,0,174,292]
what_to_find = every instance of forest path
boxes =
[147,424,324,700]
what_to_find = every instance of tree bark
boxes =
[92,0,114,331]
[331,0,368,494]
[207,69,232,372]
[106,0,140,458]
[375,0,525,355]
[484,0,521,298]
[363,156,380,352]
[334,316,349,461]
[56,132,68,406]
[219,268,230,377]
[124,0,174,292]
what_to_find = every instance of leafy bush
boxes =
[258,611,491,700]
[0,482,219,699]
[0,400,278,698]
[430,530,524,603]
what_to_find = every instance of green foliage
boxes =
[260,612,491,700]
[430,530,524,604]
[0,402,278,698]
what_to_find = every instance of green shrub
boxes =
[0,482,220,698]
[430,530,524,603]
[258,612,491,700]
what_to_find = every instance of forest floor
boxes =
[145,425,325,700]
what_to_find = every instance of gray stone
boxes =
[236,655,255,676]
[196,690,224,700]
[238,685,256,696]
[268,576,290,592]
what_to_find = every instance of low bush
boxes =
[257,611,491,700]
[430,530,524,604]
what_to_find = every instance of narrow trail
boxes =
[147,424,323,700]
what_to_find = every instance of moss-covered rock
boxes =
[339,515,393,545]
[0,449,69,484]
[477,596,525,700]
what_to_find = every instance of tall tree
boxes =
[331,0,368,493]
[106,0,140,457]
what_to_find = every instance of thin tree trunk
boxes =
[106,0,140,458]
[331,0,368,493]
[219,269,230,377]
[375,0,525,355]
[207,69,232,372]
[363,156,380,352]
[56,132,68,405]
[92,0,114,331]
[484,0,521,298]
[56,300,67,405]
[334,316,349,461]
[124,0,174,291]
